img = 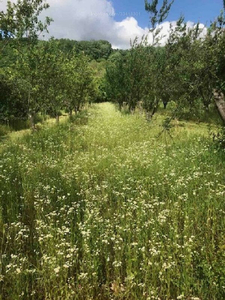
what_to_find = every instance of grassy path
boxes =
[0,103,225,300]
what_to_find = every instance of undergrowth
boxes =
[0,103,224,300]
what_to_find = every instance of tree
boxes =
[208,11,225,123]
[138,0,175,119]
[145,0,174,29]
[0,0,52,42]
[143,0,225,125]
[63,51,97,116]
[105,51,129,110]
[38,39,66,123]
[73,53,97,113]
[0,0,52,128]
[0,70,28,122]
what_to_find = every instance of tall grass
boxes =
[0,103,225,299]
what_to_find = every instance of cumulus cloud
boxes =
[0,0,206,49]
[0,0,149,48]
[43,0,149,49]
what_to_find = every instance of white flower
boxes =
[54,267,60,274]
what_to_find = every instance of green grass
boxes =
[0,103,225,300]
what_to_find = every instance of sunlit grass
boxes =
[0,113,70,153]
[0,103,224,300]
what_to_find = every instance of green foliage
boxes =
[0,0,53,128]
[37,39,66,119]
[1,1,225,298]
[105,6,225,127]
[0,0,52,41]
[105,51,128,109]
[2,0,225,131]
[54,39,113,61]
[0,38,97,127]
[105,37,162,113]
[0,1,102,128]
[0,71,28,121]
[63,50,97,114]
[145,0,174,28]
[105,39,172,118]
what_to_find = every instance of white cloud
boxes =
[0,0,148,48]
[0,0,206,49]
[43,0,149,49]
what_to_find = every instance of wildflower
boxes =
[54,267,60,274]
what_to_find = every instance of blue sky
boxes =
[0,0,224,48]
[113,0,224,27]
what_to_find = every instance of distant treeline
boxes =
[53,39,130,62]
[54,39,113,60]
[0,38,127,66]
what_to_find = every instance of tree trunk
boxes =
[146,111,151,121]
[56,115,59,124]
[28,89,36,131]
[214,89,225,123]
[29,112,35,131]
[150,105,158,119]
[75,106,80,114]
[163,101,168,109]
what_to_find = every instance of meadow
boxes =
[0,103,225,300]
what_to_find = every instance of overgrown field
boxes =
[0,103,225,300]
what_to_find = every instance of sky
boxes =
[0,0,224,49]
